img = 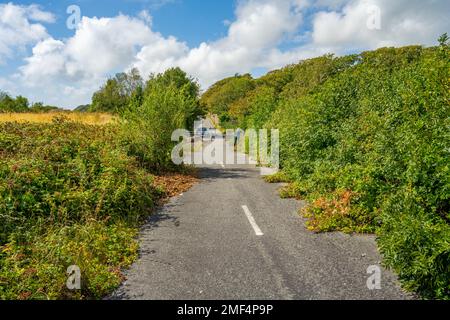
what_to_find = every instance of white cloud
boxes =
[20,15,157,84]
[228,0,302,49]
[65,15,156,76]
[26,4,56,23]
[134,36,189,75]
[0,3,55,63]
[20,38,66,80]
[134,0,305,88]
[138,10,152,25]
[17,14,159,107]
[311,0,450,51]
[4,0,450,108]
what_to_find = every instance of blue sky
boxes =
[0,0,448,108]
[14,0,236,46]
[0,0,235,75]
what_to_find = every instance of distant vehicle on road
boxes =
[195,127,221,141]
[195,127,208,138]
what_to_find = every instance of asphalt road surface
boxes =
[110,129,410,300]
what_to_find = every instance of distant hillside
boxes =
[74,104,91,112]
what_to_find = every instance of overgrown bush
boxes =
[0,119,162,299]
[279,45,449,299]
[200,74,255,128]
[121,68,203,171]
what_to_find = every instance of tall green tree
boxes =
[14,96,29,112]
[91,68,144,113]
[144,67,204,128]
[0,92,16,112]
[120,68,204,171]
[91,78,128,113]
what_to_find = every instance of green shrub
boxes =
[0,221,138,300]
[121,84,198,171]
[121,68,203,171]
[0,120,161,299]
[200,74,255,127]
[0,67,201,299]
[277,45,449,298]
[378,189,449,299]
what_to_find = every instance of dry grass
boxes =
[0,112,116,125]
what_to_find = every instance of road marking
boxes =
[241,205,264,236]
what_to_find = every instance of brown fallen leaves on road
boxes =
[153,169,199,200]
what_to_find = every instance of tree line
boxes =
[0,92,60,113]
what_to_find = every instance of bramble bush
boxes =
[0,119,162,299]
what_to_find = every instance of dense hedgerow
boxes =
[203,38,449,299]
[0,119,162,299]
[0,67,202,299]
[272,45,449,298]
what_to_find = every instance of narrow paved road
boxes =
[110,133,410,300]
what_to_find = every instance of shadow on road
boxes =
[198,166,257,180]
[142,204,180,231]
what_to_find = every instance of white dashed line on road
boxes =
[241,205,264,236]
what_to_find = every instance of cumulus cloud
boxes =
[310,0,450,52]
[4,0,450,108]
[21,14,157,82]
[26,4,56,23]
[17,14,159,106]
[135,0,305,87]
[0,2,55,63]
